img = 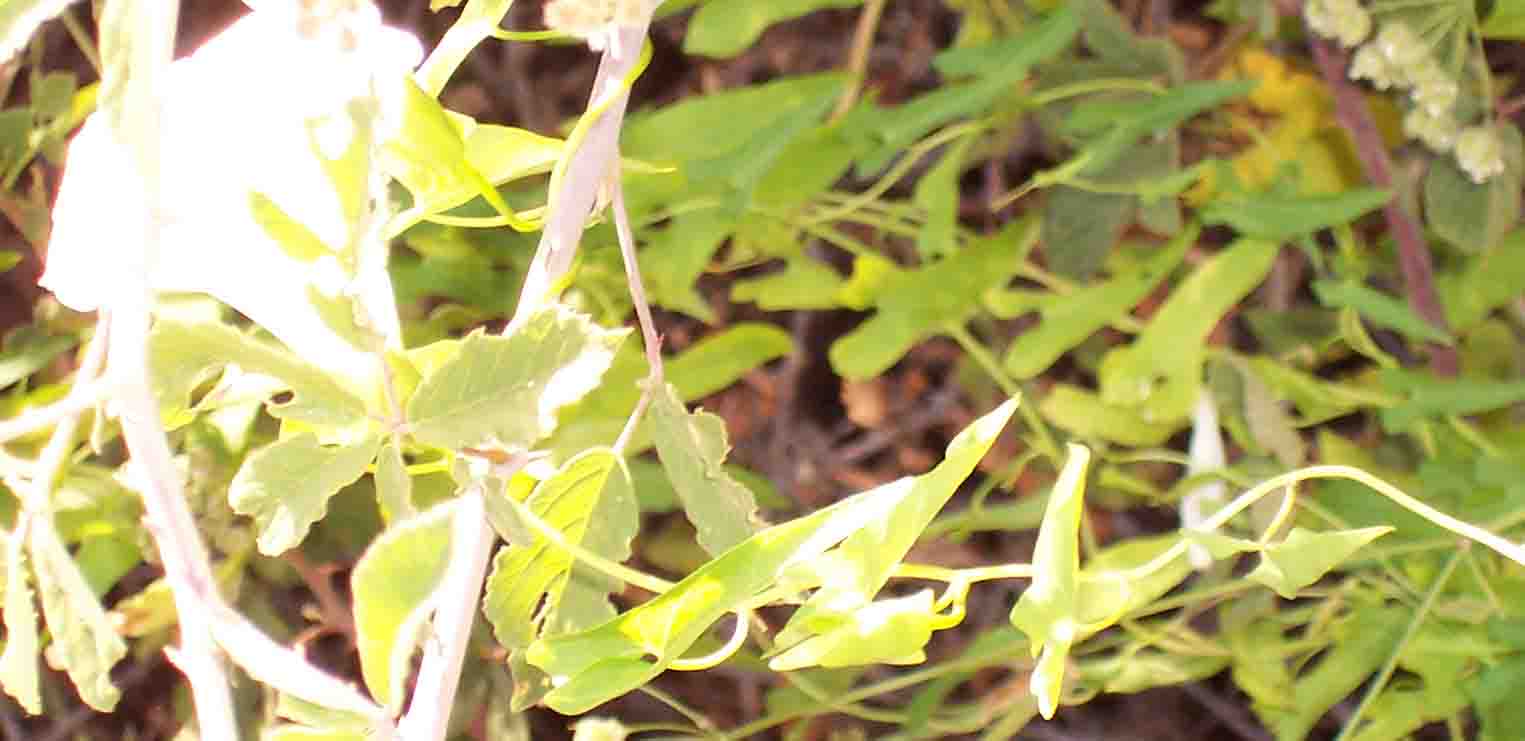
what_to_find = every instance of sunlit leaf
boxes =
[264,727,367,741]
[1098,238,1279,424]
[648,383,761,555]
[1006,228,1192,379]
[1039,384,1181,446]
[351,500,457,714]
[416,0,515,96]
[30,522,126,711]
[0,0,74,64]
[769,590,939,670]
[484,449,636,652]
[528,402,1016,713]
[1009,444,1091,719]
[0,538,40,714]
[374,441,414,526]
[1249,527,1391,599]
[406,305,626,450]
[149,318,368,429]
[230,434,382,556]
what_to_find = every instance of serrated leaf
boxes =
[0,536,40,714]
[1007,228,1191,378]
[1424,125,1522,253]
[649,383,760,555]
[30,522,126,711]
[1008,444,1090,720]
[771,400,1019,663]
[1098,238,1279,424]
[149,318,368,428]
[484,449,636,651]
[406,306,626,450]
[683,0,862,58]
[1201,188,1390,240]
[528,401,1016,713]
[230,434,381,556]
[1249,527,1391,599]
[351,500,457,714]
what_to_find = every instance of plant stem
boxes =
[830,0,887,122]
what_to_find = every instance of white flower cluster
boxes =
[1305,1,1505,183]
[543,0,658,49]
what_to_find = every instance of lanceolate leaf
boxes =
[0,537,41,714]
[30,522,127,711]
[1248,527,1391,599]
[484,449,637,652]
[1009,444,1091,720]
[229,434,382,556]
[648,382,760,556]
[149,317,368,429]
[771,400,1020,662]
[1098,238,1279,424]
[351,500,457,714]
[528,401,1017,714]
[1200,188,1391,240]
[406,306,627,450]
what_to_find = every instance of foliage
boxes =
[0,0,1523,739]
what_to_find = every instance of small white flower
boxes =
[1349,44,1397,90]
[1305,0,1371,48]
[1455,125,1506,184]
[1407,60,1458,116]
[1402,107,1458,152]
[42,8,422,386]
[1374,22,1428,76]
[543,0,656,50]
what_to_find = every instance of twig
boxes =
[396,488,495,741]
[830,0,887,122]
[1307,36,1458,377]
[611,168,664,456]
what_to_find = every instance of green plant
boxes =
[0,0,1524,739]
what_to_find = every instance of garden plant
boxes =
[0,0,1523,738]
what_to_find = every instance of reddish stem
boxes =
[1308,37,1459,376]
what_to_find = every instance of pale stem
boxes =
[610,172,664,456]
[396,484,496,741]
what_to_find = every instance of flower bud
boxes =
[1305,0,1371,48]
[1402,107,1457,152]
[1408,61,1458,117]
[1374,23,1428,80]
[1350,44,1397,90]
[1455,125,1506,183]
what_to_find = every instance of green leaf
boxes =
[1379,367,1525,428]
[1201,188,1390,240]
[351,501,457,714]
[149,318,368,428]
[1483,0,1525,38]
[30,522,126,711]
[0,250,18,273]
[1073,0,1180,78]
[0,538,40,714]
[769,590,939,670]
[250,191,331,262]
[0,329,75,389]
[1439,229,1525,331]
[859,8,1079,172]
[1260,605,1406,740]
[683,0,862,58]
[637,209,732,322]
[1311,279,1450,344]
[830,219,1037,380]
[667,323,793,401]
[528,401,1016,713]
[1008,444,1090,720]
[230,434,382,556]
[1064,81,1254,177]
[1007,228,1191,379]
[406,305,626,450]
[648,383,761,555]
[374,441,415,526]
[416,0,516,96]
[0,0,76,64]
[770,399,1020,665]
[483,449,637,652]
[1041,185,1133,281]
[264,727,368,741]
[1097,238,1279,424]
[1423,124,1523,253]
[1249,527,1391,599]
[912,137,972,259]
[1039,384,1182,446]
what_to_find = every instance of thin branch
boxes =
[610,170,664,456]
[1307,36,1458,377]
[0,380,111,446]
